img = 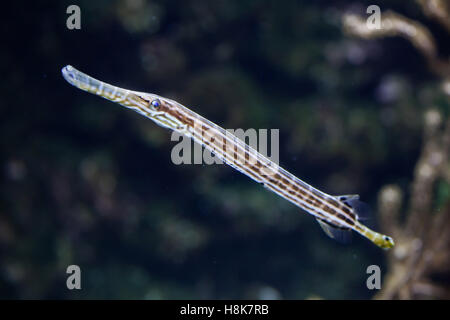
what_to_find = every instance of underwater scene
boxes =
[1,0,449,300]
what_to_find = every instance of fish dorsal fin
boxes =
[336,194,371,221]
[315,218,352,244]
[337,194,360,203]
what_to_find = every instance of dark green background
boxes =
[1,0,448,299]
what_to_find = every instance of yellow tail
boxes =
[354,221,395,249]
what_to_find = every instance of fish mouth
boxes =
[61,65,79,87]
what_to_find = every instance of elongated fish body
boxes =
[62,65,395,249]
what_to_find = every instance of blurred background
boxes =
[1,0,449,299]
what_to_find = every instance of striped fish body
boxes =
[62,65,395,249]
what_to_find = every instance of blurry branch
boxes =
[343,8,450,93]
[375,110,450,300]
[343,4,450,299]
[417,0,450,32]
[443,79,450,96]
[343,11,437,59]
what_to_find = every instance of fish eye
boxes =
[151,99,161,109]
[383,236,390,241]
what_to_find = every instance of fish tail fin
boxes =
[354,221,395,249]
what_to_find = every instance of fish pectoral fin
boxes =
[315,218,352,244]
[336,194,371,221]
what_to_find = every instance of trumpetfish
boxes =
[62,65,395,249]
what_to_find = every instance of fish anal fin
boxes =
[316,218,352,244]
